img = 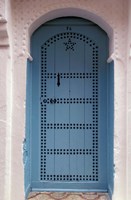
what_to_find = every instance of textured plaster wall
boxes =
[0,0,130,200]
[127,0,131,199]
[0,1,13,200]
[12,0,128,59]
[0,48,9,200]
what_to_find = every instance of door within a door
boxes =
[30,17,109,192]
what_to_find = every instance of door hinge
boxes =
[23,138,28,165]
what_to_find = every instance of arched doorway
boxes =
[25,17,114,198]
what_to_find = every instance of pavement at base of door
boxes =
[28,192,110,200]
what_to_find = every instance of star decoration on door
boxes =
[64,38,76,51]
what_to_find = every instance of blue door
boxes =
[27,17,110,194]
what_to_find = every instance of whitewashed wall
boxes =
[0,0,130,200]
[127,0,131,199]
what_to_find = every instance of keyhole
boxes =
[57,73,60,87]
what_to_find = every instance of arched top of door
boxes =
[28,8,114,60]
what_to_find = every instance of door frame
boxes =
[25,16,114,199]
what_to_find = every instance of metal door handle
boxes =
[57,73,60,87]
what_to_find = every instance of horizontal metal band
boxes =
[45,148,98,155]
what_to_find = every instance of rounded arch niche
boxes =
[28,7,114,57]
[25,14,114,200]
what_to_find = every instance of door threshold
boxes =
[28,192,110,200]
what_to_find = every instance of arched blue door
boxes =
[25,17,113,197]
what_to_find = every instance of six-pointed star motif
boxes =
[64,38,76,51]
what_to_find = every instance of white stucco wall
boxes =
[0,0,131,200]
[127,0,131,199]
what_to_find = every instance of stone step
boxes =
[28,192,110,200]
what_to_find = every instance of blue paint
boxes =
[107,61,114,199]
[24,17,114,198]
